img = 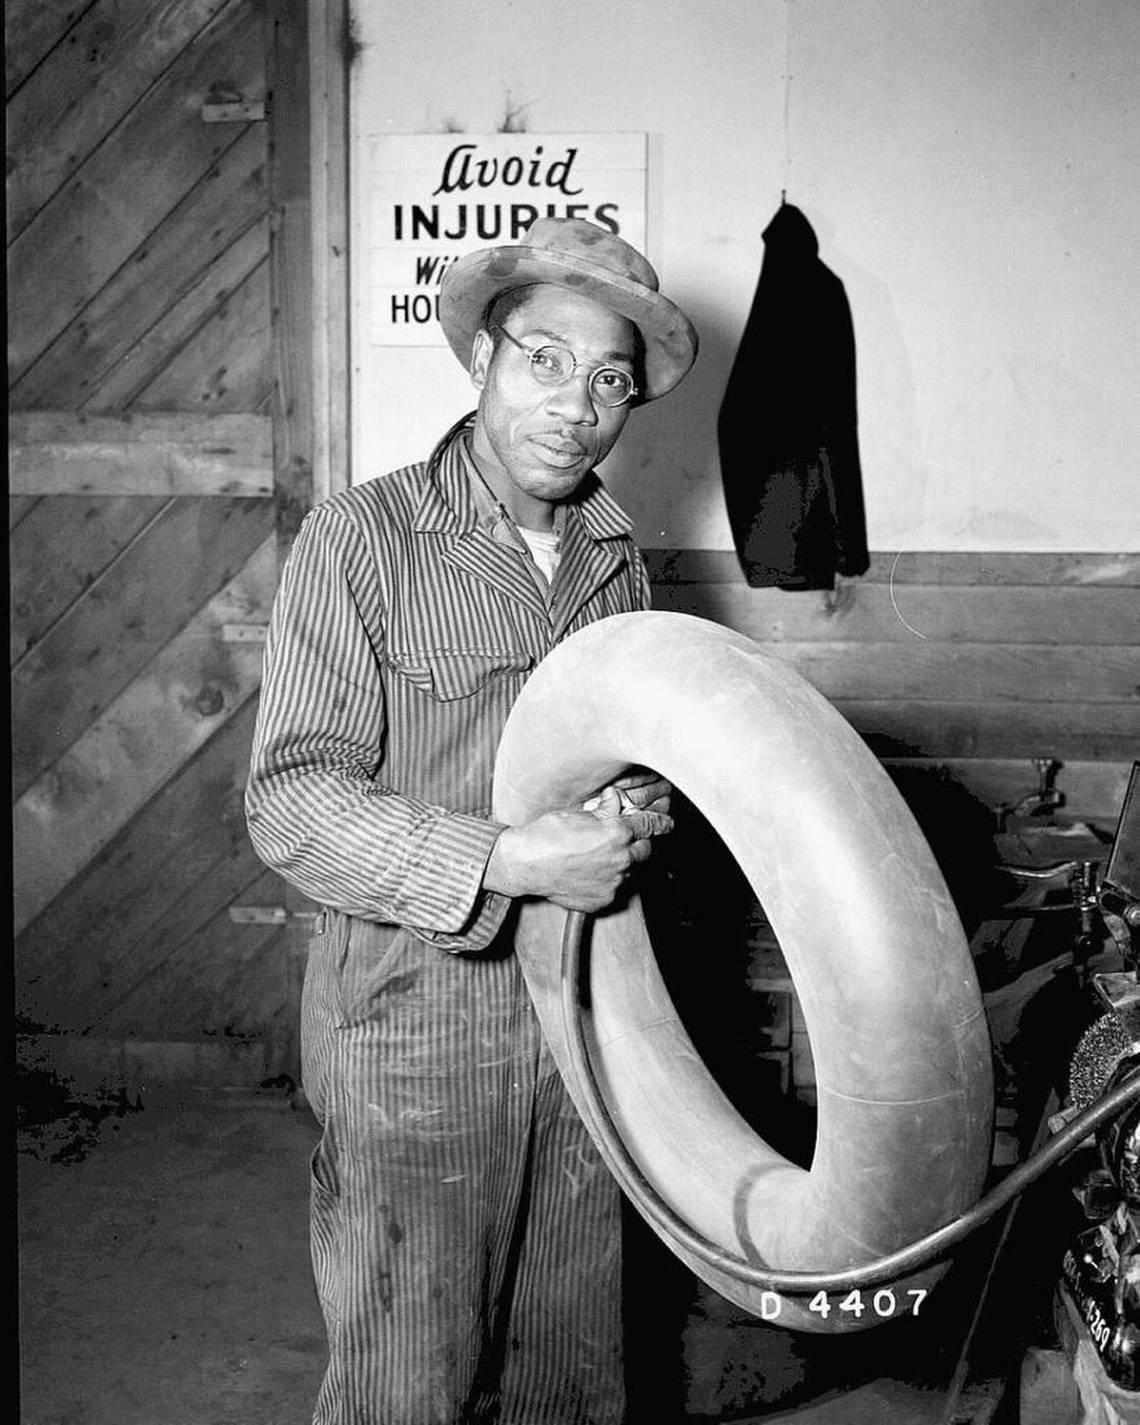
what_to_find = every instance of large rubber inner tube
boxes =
[492,611,993,1333]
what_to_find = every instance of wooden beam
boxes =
[309,0,351,501]
[8,412,273,495]
[753,640,1136,704]
[653,581,1140,647]
[835,699,1140,764]
[13,537,276,934]
[645,548,1140,588]
[266,0,315,546]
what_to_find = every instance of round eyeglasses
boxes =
[494,325,639,408]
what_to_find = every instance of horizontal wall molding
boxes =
[644,548,1140,587]
[653,581,1140,648]
[8,412,273,496]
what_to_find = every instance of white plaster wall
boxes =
[349,0,1140,553]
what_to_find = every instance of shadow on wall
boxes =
[881,759,1008,940]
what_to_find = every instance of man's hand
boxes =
[484,788,672,913]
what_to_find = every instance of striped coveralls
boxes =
[246,422,651,1424]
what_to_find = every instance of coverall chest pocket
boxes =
[387,648,534,702]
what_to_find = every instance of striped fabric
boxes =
[304,914,624,1425]
[246,421,649,943]
[246,423,650,1423]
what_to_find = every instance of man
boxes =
[246,217,698,1424]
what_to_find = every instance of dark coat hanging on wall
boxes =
[718,202,870,589]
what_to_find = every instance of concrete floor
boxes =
[16,1085,997,1425]
[18,1088,325,1425]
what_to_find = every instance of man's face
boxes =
[469,284,636,529]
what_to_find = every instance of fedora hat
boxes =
[438,217,698,400]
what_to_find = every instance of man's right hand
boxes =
[484,791,673,913]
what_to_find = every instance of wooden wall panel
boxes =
[829,699,1138,764]
[8,413,273,496]
[83,220,270,413]
[701,640,1132,704]
[91,868,294,1041]
[9,0,306,1085]
[6,0,232,241]
[13,538,275,934]
[8,0,264,382]
[650,550,1139,832]
[9,495,41,530]
[13,131,268,410]
[17,700,263,1032]
[12,497,273,793]
[652,581,1139,647]
[132,259,272,412]
[881,758,1132,831]
[4,0,92,97]
[645,549,1140,588]
[9,495,166,662]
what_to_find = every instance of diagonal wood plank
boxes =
[16,699,262,1030]
[4,0,94,98]
[132,257,272,412]
[104,894,295,1040]
[122,891,296,1041]
[80,219,269,412]
[7,0,264,381]
[13,496,273,793]
[11,127,268,407]
[9,495,41,531]
[8,412,272,495]
[12,125,267,410]
[10,495,169,664]
[7,0,233,241]
[90,862,293,1038]
[13,537,276,933]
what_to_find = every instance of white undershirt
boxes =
[518,526,561,584]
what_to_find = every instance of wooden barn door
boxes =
[9,0,337,1093]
